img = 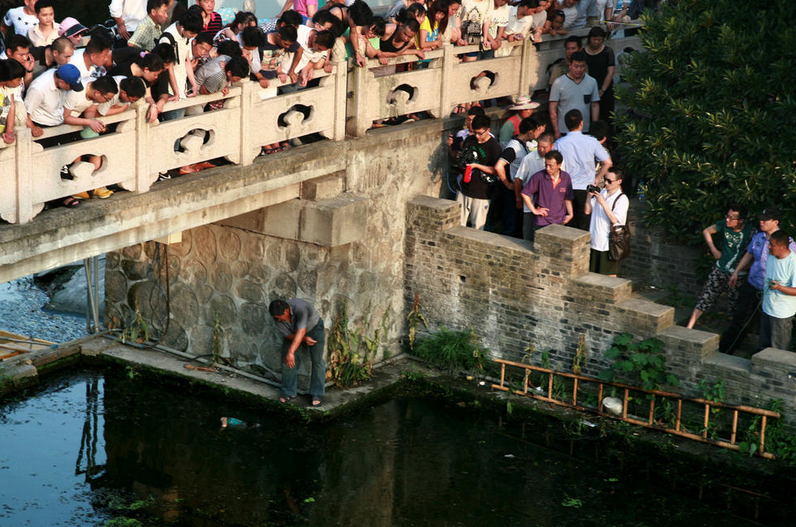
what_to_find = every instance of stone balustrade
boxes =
[0,27,642,225]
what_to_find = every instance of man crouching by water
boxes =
[269,298,326,407]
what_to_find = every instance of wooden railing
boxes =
[0,27,642,225]
[492,358,782,459]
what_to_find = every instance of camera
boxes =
[587,184,600,193]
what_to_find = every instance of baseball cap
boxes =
[59,17,89,38]
[759,207,783,222]
[55,65,84,92]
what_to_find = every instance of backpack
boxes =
[157,31,180,64]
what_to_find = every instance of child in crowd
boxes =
[214,11,257,46]
[544,10,567,35]
[0,59,25,144]
[385,0,425,23]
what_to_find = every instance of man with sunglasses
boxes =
[584,167,627,276]
[686,205,754,330]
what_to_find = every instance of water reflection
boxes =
[0,369,792,527]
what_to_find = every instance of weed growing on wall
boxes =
[411,327,486,372]
[406,293,428,351]
[598,333,679,391]
[328,303,389,388]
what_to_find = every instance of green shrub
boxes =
[411,327,485,371]
[616,0,796,242]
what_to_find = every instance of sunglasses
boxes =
[604,178,617,184]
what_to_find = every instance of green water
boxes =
[0,368,792,526]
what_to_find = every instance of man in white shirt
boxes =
[24,64,83,134]
[1,0,38,38]
[549,50,600,137]
[70,35,114,84]
[109,0,148,43]
[585,167,628,276]
[554,108,612,229]
[284,27,334,87]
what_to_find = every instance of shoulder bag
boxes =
[608,193,631,261]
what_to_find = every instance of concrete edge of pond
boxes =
[1,335,793,479]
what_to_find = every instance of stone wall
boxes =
[404,196,796,427]
[105,118,456,385]
[621,199,704,295]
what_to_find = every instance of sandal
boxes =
[311,397,323,407]
[278,394,296,403]
[62,197,80,208]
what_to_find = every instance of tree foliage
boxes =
[616,0,796,242]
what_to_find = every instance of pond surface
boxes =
[0,368,792,527]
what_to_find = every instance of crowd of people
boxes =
[448,27,624,278]
[0,0,635,208]
[685,206,796,354]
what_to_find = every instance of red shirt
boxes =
[201,12,223,36]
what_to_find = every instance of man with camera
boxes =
[584,167,628,276]
[553,109,612,230]
[456,114,502,230]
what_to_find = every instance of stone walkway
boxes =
[0,335,437,418]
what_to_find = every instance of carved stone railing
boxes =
[0,27,642,225]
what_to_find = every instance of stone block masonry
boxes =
[105,118,456,390]
[404,196,796,428]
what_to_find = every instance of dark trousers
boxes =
[281,318,326,398]
[568,189,591,231]
[720,281,762,354]
[759,313,793,351]
[523,213,542,244]
[497,185,522,238]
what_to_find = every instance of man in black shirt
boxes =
[456,114,502,230]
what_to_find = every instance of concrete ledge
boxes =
[302,172,346,201]
[534,224,590,275]
[752,348,796,374]
[571,273,633,304]
[224,195,369,247]
[615,297,675,334]
[658,324,719,357]
[702,351,751,375]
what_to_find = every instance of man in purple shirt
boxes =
[520,150,574,244]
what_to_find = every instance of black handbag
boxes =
[608,193,631,261]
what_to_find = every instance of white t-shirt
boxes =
[70,49,108,84]
[504,6,534,37]
[589,190,628,251]
[24,69,66,126]
[98,75,129,115]
[485,4,511,40]
[559,3,578,29]
[159,23,192,99]
[63,84,94,117]
[290,25,329,74]
[109,0,147,33]
[3,6,38,37]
